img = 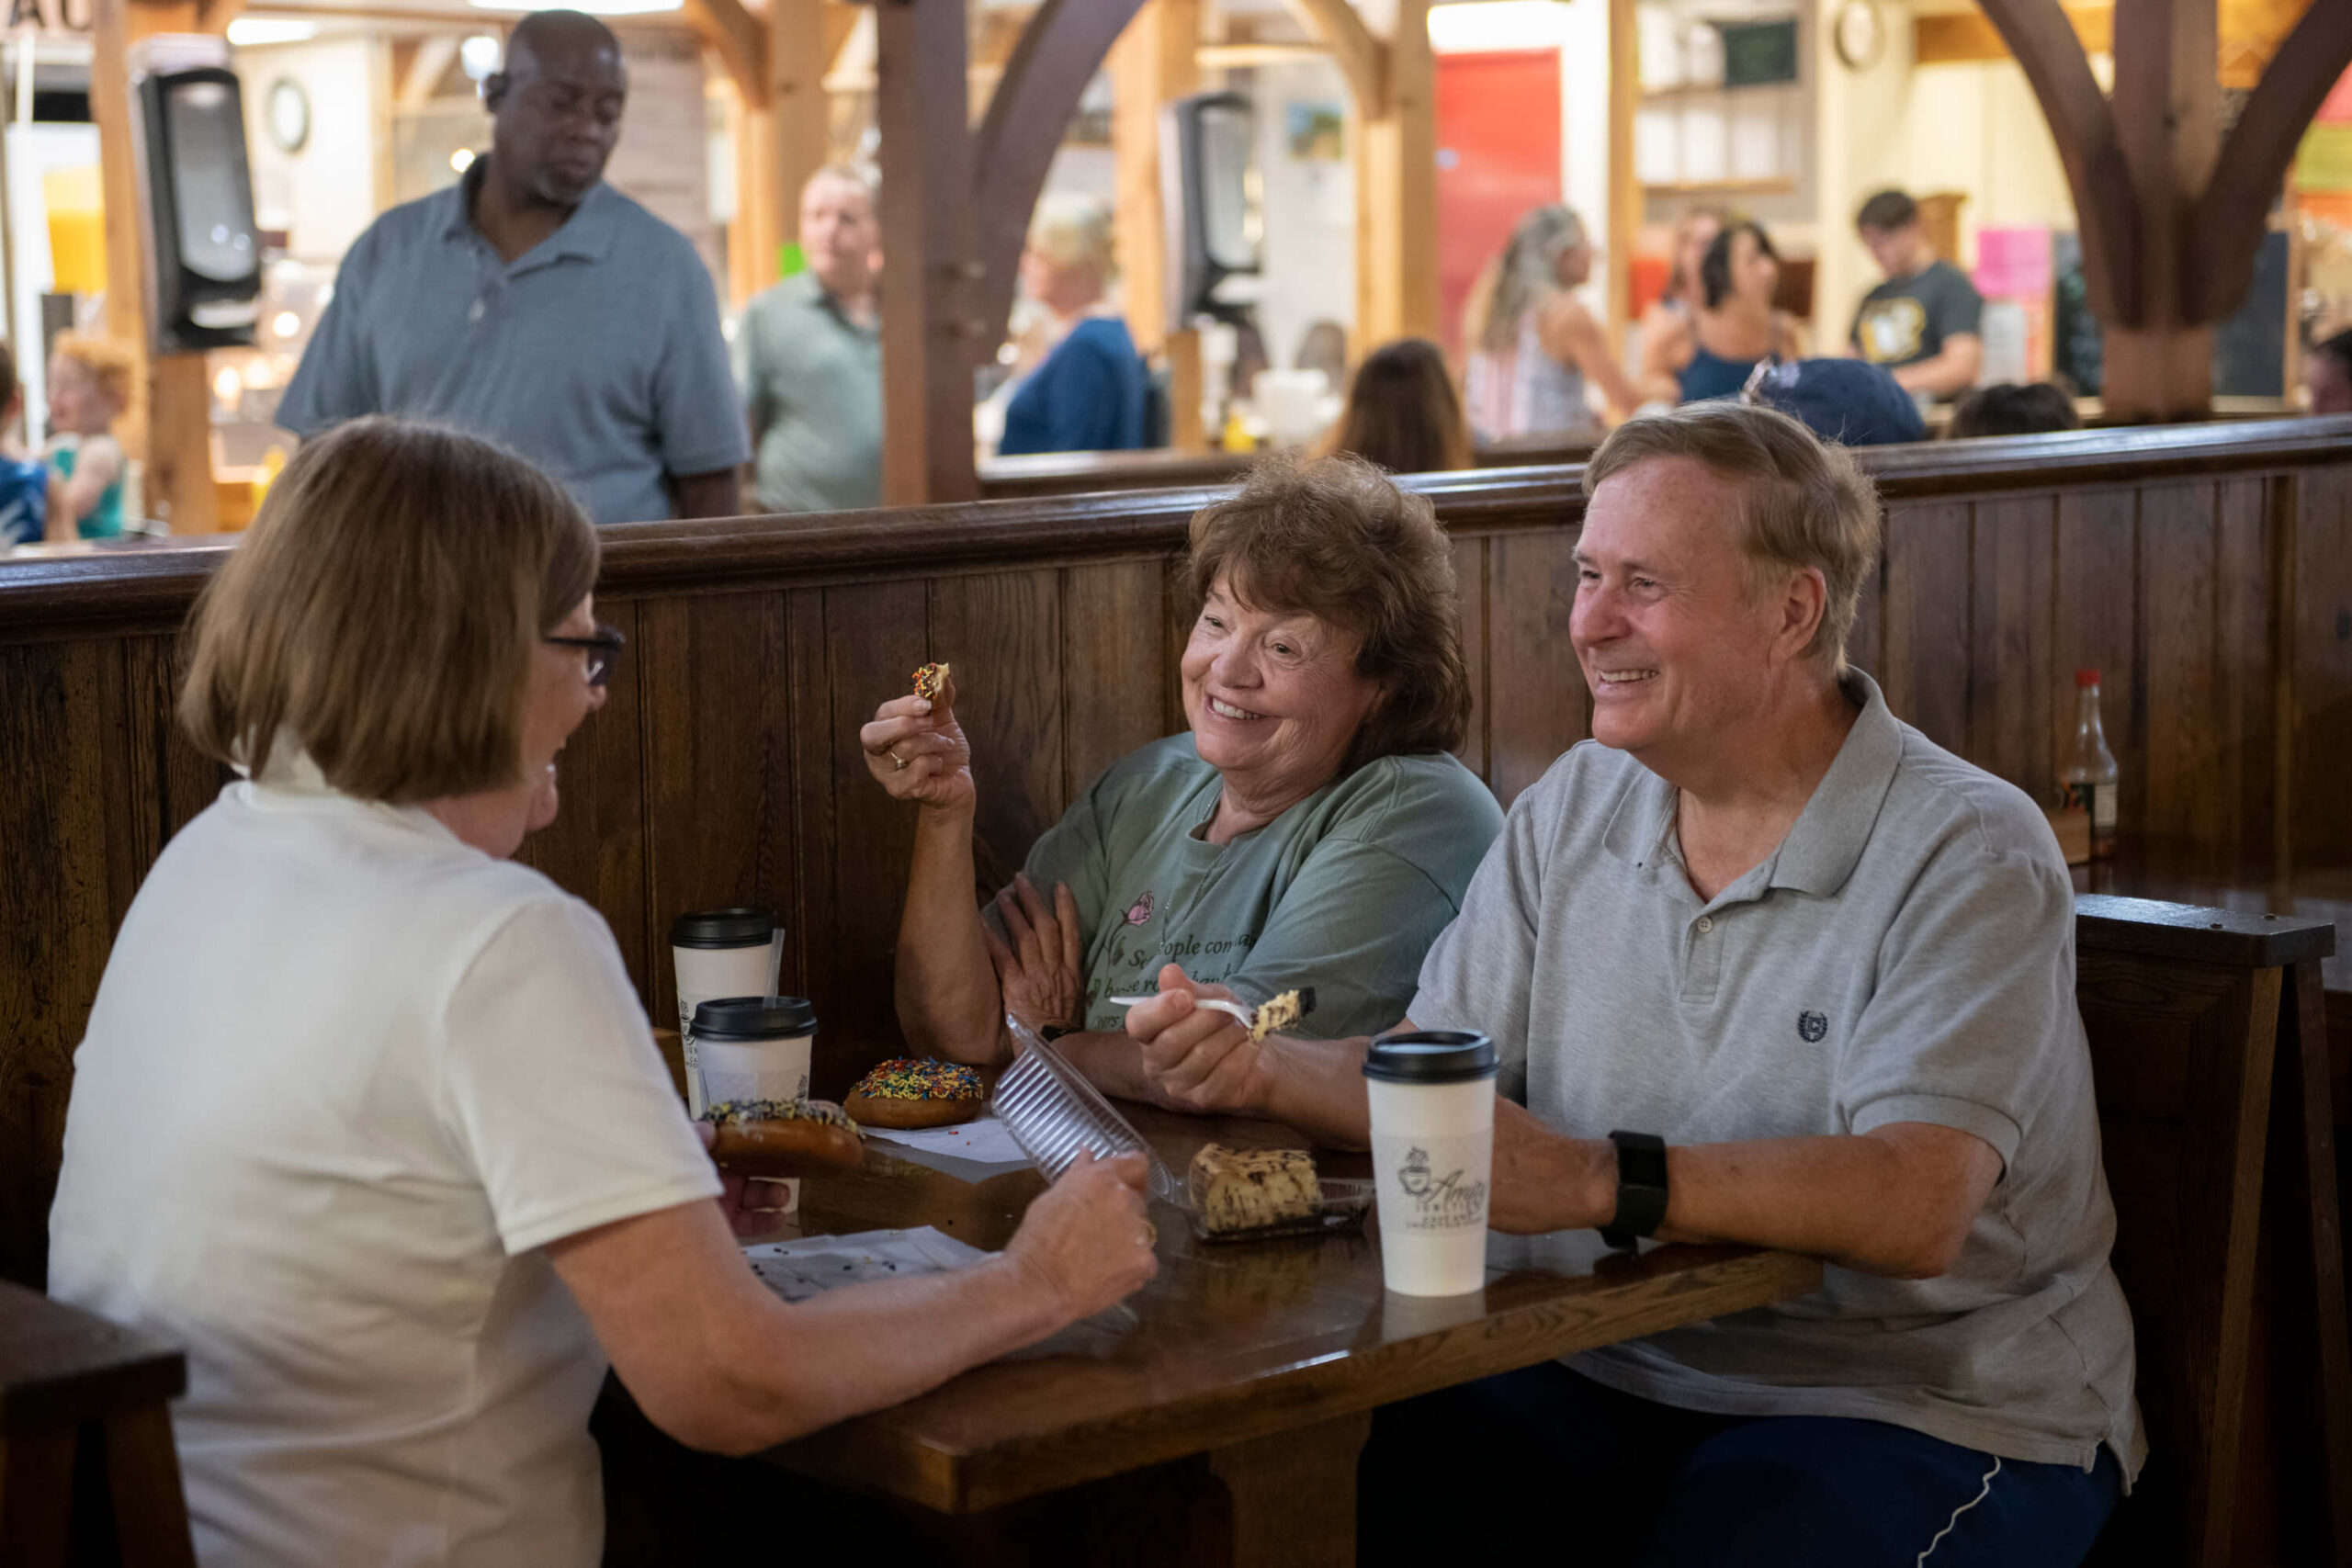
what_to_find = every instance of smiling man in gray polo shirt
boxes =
[279,10,746,525]
[1125,402,2138,1565]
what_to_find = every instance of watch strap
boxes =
[1600,1130,1668,1250]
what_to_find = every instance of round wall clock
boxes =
[1834,0,1885,71]
[266,77,310,153]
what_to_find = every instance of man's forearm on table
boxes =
[1500,1120,1984,1278]
[1257,1034,1378,1151]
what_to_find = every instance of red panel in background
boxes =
[1434,48,1564,364]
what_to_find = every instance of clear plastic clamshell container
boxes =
[1175,1176,1376,1245]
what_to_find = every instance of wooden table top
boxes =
[2073,840,2352,992]
[756,1104,1820,1513]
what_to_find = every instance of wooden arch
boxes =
[2190,0,2352,320]
[969,0,1155,368]
[1978,0,2352,415]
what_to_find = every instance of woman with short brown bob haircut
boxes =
[49,417,1153,1568]
[865,450,1504,1102]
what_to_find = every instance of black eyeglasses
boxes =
[544,623,626,686]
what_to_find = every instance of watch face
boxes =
[267,79,310,153]
[1836,0,1883,70]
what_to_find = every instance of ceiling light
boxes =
[1428,1,1578,53]
[272,311,301,339]
[451,148,476,173]
[460,34,503,80]
[227,17,319,46]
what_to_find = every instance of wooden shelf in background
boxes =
[1640,176,1797,196]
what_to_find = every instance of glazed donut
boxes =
[843,1057,987,1130]
[701,1098,865,1178]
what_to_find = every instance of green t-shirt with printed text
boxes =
[1011,734,1504,1040]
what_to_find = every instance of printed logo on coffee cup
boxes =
[1375,1134,1490,1233]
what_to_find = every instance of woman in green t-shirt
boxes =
[860,453,1505,1103]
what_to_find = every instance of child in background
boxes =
[46,333,131,540]
[0,339,51,548]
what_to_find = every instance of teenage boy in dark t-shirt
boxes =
[1849,189,1984,401]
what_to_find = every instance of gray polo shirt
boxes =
[277,164,748,525]
[1412,671,2142,1480]
[736,271,882,513]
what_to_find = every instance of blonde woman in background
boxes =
[998,193,1151,455]
[45,332,134,540]
[1462,205,1643,442]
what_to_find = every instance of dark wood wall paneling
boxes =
[3,417,2350,1286]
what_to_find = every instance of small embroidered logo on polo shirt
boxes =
[1797,1010,1829,1043]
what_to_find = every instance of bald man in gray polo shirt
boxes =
[279,10,746,525]
[1126,403,2137,1565]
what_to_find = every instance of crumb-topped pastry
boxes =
[1249,987,1313,1043]
[844,1057,988,1130]
[912,661,951,702]
[1189,1143,1318,1234]
[698,1098,865,1177]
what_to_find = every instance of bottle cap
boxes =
[2075,668,2101,688]
[690,996,817,1040]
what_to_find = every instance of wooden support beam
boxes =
[1608,0,1637,357]
[876,0,980,505]
[682,0,768,108]
[1278,0,1384,118]
[397,34,459,110]
[1110,0,1204,449]
[1977,0,2141,323]
[93,0,220,535]
[1353,0,1434,349]
[1914,5,2112,65]
[1976,0,2352,420]
[770,0,835,263]
[2107,0,2220,413]
[874,0,1160,499]
[970,0,1151,354]
[2189,0,2352,320]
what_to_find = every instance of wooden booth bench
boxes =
[3,415,2349,1301]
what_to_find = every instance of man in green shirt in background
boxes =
[736,166,883,513]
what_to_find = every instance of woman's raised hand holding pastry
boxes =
[860,662,974,810]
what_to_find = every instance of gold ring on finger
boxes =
[1141,1221,1157,1248]
[889,749,909,771]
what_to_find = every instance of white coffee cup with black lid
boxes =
[1363,1031,1498,1297]
[693,996,818,1213]
[671,907,780,1115]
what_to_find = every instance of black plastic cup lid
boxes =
[690,996,817,1040]
[1363,1031,1498,1084]
[670,907,776,949]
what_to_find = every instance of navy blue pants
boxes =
[1357,1362,2120,1567]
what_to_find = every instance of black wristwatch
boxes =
[1039,1024,1075,1043]
[1600,1131,1669,1251]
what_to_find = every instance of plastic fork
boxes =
[991,1015,1182,1202]
[1106,987,1317,1038]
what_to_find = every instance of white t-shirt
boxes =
[48,758,719,1567]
